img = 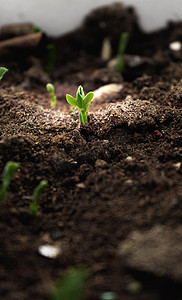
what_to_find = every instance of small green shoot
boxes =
[29,180,48,217]
[45,43,56,75]
[117,32,129,76]
[32,25,41,33]
[66,85,94,124]
[49,267,88,300]
[0,67,8,81]
[46,83,57,108]
[0,161,19,202]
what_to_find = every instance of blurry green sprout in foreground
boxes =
[0,161,19,202]
[66,85,94,124]
[0,67,8,81]
[117,32,129,76]
[49,267,88,300]
[46,83,57,108]
[29,180,48,217]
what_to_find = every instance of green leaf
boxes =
[84,92,94,106]
[76,90,83,108]
[49,268,88,300]
[66,94,78,107]
[0,67,8,81]
[118,32,129,56]
[78,85,85,98]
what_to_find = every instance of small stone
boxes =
[125,179,133,185]
[94,84,123,98]
[38,244,61,258]
[125,156,134,161]
[100,291,116,300]
[126,281,143,294]
[169,41,182,51]
[50,229,63,241]
[95,159,108,168]
[173,162,181,170]
[118,225,182,282]
[76,183,86,189]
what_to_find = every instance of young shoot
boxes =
[66,85,94,124]
[0,67,8,81]
[49,267,88,300]
[45,43,56,75]
[29,180,48,217]
[117,32,129,76]
[46,83,57,108]
[0,161,19,202]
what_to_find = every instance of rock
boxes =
[118,225,182,282]
[93,83,123,99]
[50,229,63,241]
[38,244,61,258]
[95,159,108,168]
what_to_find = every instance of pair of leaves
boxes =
[66,86,94,113]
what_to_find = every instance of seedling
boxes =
[46,83,57,108]
[49,267,88,300]
[45,43,56,75]
[66,85,94,124]
[0,67,8,81]
[29,180,48,217]
[117,32,129,76]
[0,161,19,202]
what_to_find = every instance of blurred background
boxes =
[0,0,182,36]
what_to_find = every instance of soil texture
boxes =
[0,3,182,300]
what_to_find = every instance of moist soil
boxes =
[0,3,182,300]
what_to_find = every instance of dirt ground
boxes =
[0,3,182,300]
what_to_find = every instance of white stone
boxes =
[169,41,182,51]
[38,244,61,258]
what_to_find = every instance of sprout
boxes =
[29,180,48,217]
[46,83,57,108]
[45,43,56,75]
[0,161,19,202]
[0,67,8,81]
[66,85,94,124]
[117,32,129,76]
[49,267,88,300]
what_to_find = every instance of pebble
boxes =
[125,179,133,185]
[169,41,182,51]
[38,244,61,258]
[95,159,108,168]
[126,281,143,294]
[118,225,182,282]
[76,182,86,189]
[50,229,63,241]
[173,162,181,170]
[94,84,123,99]
[125,156,134,161]
[100,291,116,300]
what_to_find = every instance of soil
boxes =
[0,3,182,300]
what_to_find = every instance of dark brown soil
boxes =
[0,3,182,300]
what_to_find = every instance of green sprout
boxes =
[46,83,57,108]
[29,180,48,217]
[0,161,19,202]
[66,85,94,124]
[32,25,41,33]
[0,67,8,81]
[49,267,88,300]
[117,32,129,76]
[45,43,56,75]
